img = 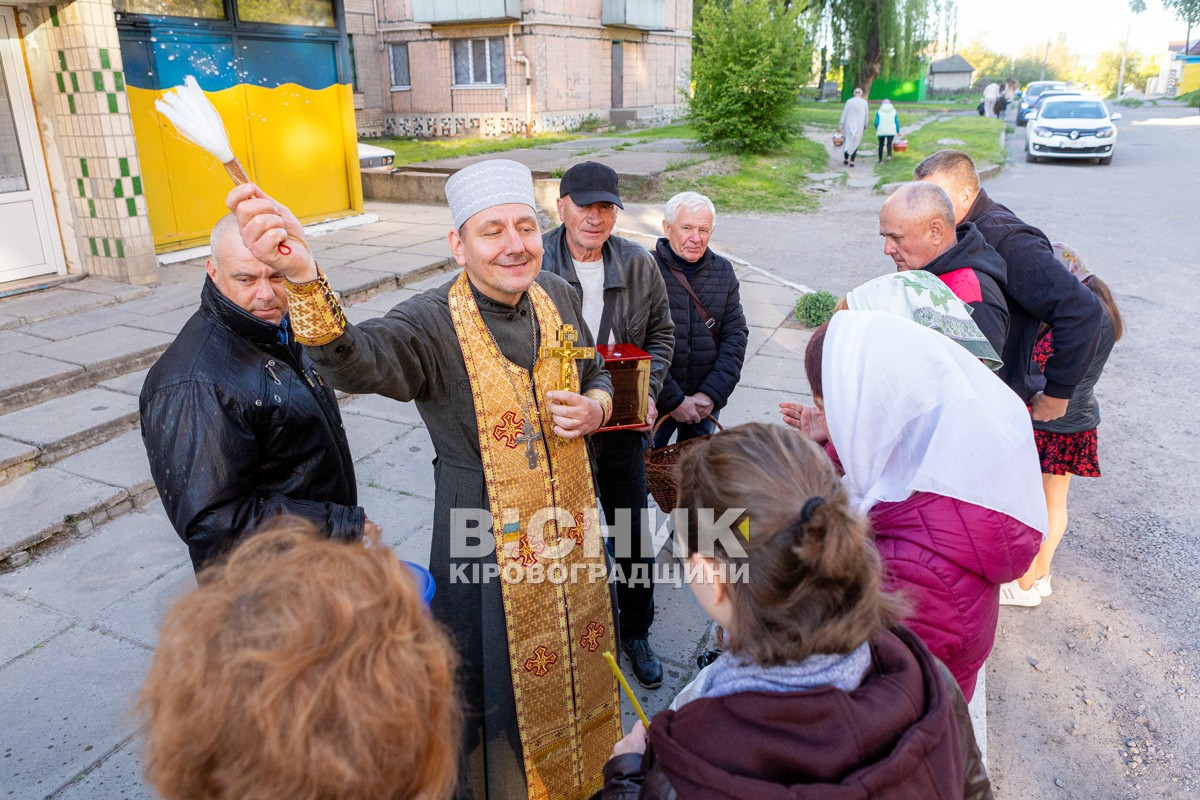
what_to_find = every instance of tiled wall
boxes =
[20,1,158,284]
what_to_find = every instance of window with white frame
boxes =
[451,37,505,86]
[389,43,410,89]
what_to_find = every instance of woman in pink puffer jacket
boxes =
[783,311,1045,700]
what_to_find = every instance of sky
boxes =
[954,0,1194,60]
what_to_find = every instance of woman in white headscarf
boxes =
[781,311,1045,700]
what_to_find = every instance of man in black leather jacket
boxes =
[140,215,374,571]
[542,162,675,689]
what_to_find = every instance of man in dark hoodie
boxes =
[878,181,1009,356]
[915,149,1102,421]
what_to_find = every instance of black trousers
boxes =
[593,430,655,640]
[878,135,895,161]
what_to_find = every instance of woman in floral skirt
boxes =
[1001,243,1124,607]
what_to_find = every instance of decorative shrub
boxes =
[793,290,838,327]
[689,0,812,154]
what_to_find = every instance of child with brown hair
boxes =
[137,517,461,800]
[602,422,992,800]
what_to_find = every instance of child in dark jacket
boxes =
[1001,243,1123,607]
[602,422,992,800]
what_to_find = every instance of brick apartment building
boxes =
[358,0,693,138]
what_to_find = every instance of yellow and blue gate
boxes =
[117,5,362,251]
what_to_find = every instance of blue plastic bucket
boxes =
[403,561,436,606]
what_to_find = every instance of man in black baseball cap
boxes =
[543,161,675,689]
[558,160,625,207]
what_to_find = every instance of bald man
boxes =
[879,182,1009,356]
[140,214,376,571]
[914,149,1102,422]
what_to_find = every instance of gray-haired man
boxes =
[652,191,748,447]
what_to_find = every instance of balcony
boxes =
[602,0,666,30]
[412,0,520,24]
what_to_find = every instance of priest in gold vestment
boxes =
[224,160,622,800]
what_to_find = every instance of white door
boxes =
[0,7,64,283]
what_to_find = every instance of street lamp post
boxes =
[1117,22,1131,98]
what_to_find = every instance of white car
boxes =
[1025,97,1120,165]
[357,142,395,169]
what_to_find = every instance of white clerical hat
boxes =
[444,159,537,229]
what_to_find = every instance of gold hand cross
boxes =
[539,324,595,392]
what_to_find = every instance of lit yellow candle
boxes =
[602,651,650,728]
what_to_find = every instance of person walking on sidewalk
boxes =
[837,87,870,167]
[542,161,676,691]
[650,191,748,446]
[1000,243,1123,607]
[914,149,1103,423]
[875,98,901,163]
[139,214,376,572]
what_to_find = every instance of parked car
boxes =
[1031,89,1082,116]
[358,142,395,169]
[1016,81,1069,126]
[1025,97,1121,165]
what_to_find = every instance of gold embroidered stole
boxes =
[448,273,621,800]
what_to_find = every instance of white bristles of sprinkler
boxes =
[155,75,249,185]
[155,75,288,253]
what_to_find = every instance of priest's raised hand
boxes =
[225,183,319,283]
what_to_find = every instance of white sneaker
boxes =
[999,581,1042,607]
[1035,575,1053,598]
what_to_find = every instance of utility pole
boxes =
[1040,38,1051,80]
[1117,22,1131,98]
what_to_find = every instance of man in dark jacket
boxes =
[651,192,749,446]
[915,150,1102,420]
[140,215,374,571]
[879,181,1009,355]
[542,162,675,689]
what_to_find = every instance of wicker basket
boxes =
[892,136,909,153]
[832,131,846,147]
[645,415,724,511]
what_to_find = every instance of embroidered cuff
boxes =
[285,268,346,346]
[585,389,613,426]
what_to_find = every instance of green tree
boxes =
[1090,47,1158,95]
[818,0,955,97]
[689,0,814,153]
[959,40,1009,86]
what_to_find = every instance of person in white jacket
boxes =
[875,99,901,163]
[837,88,870,167]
